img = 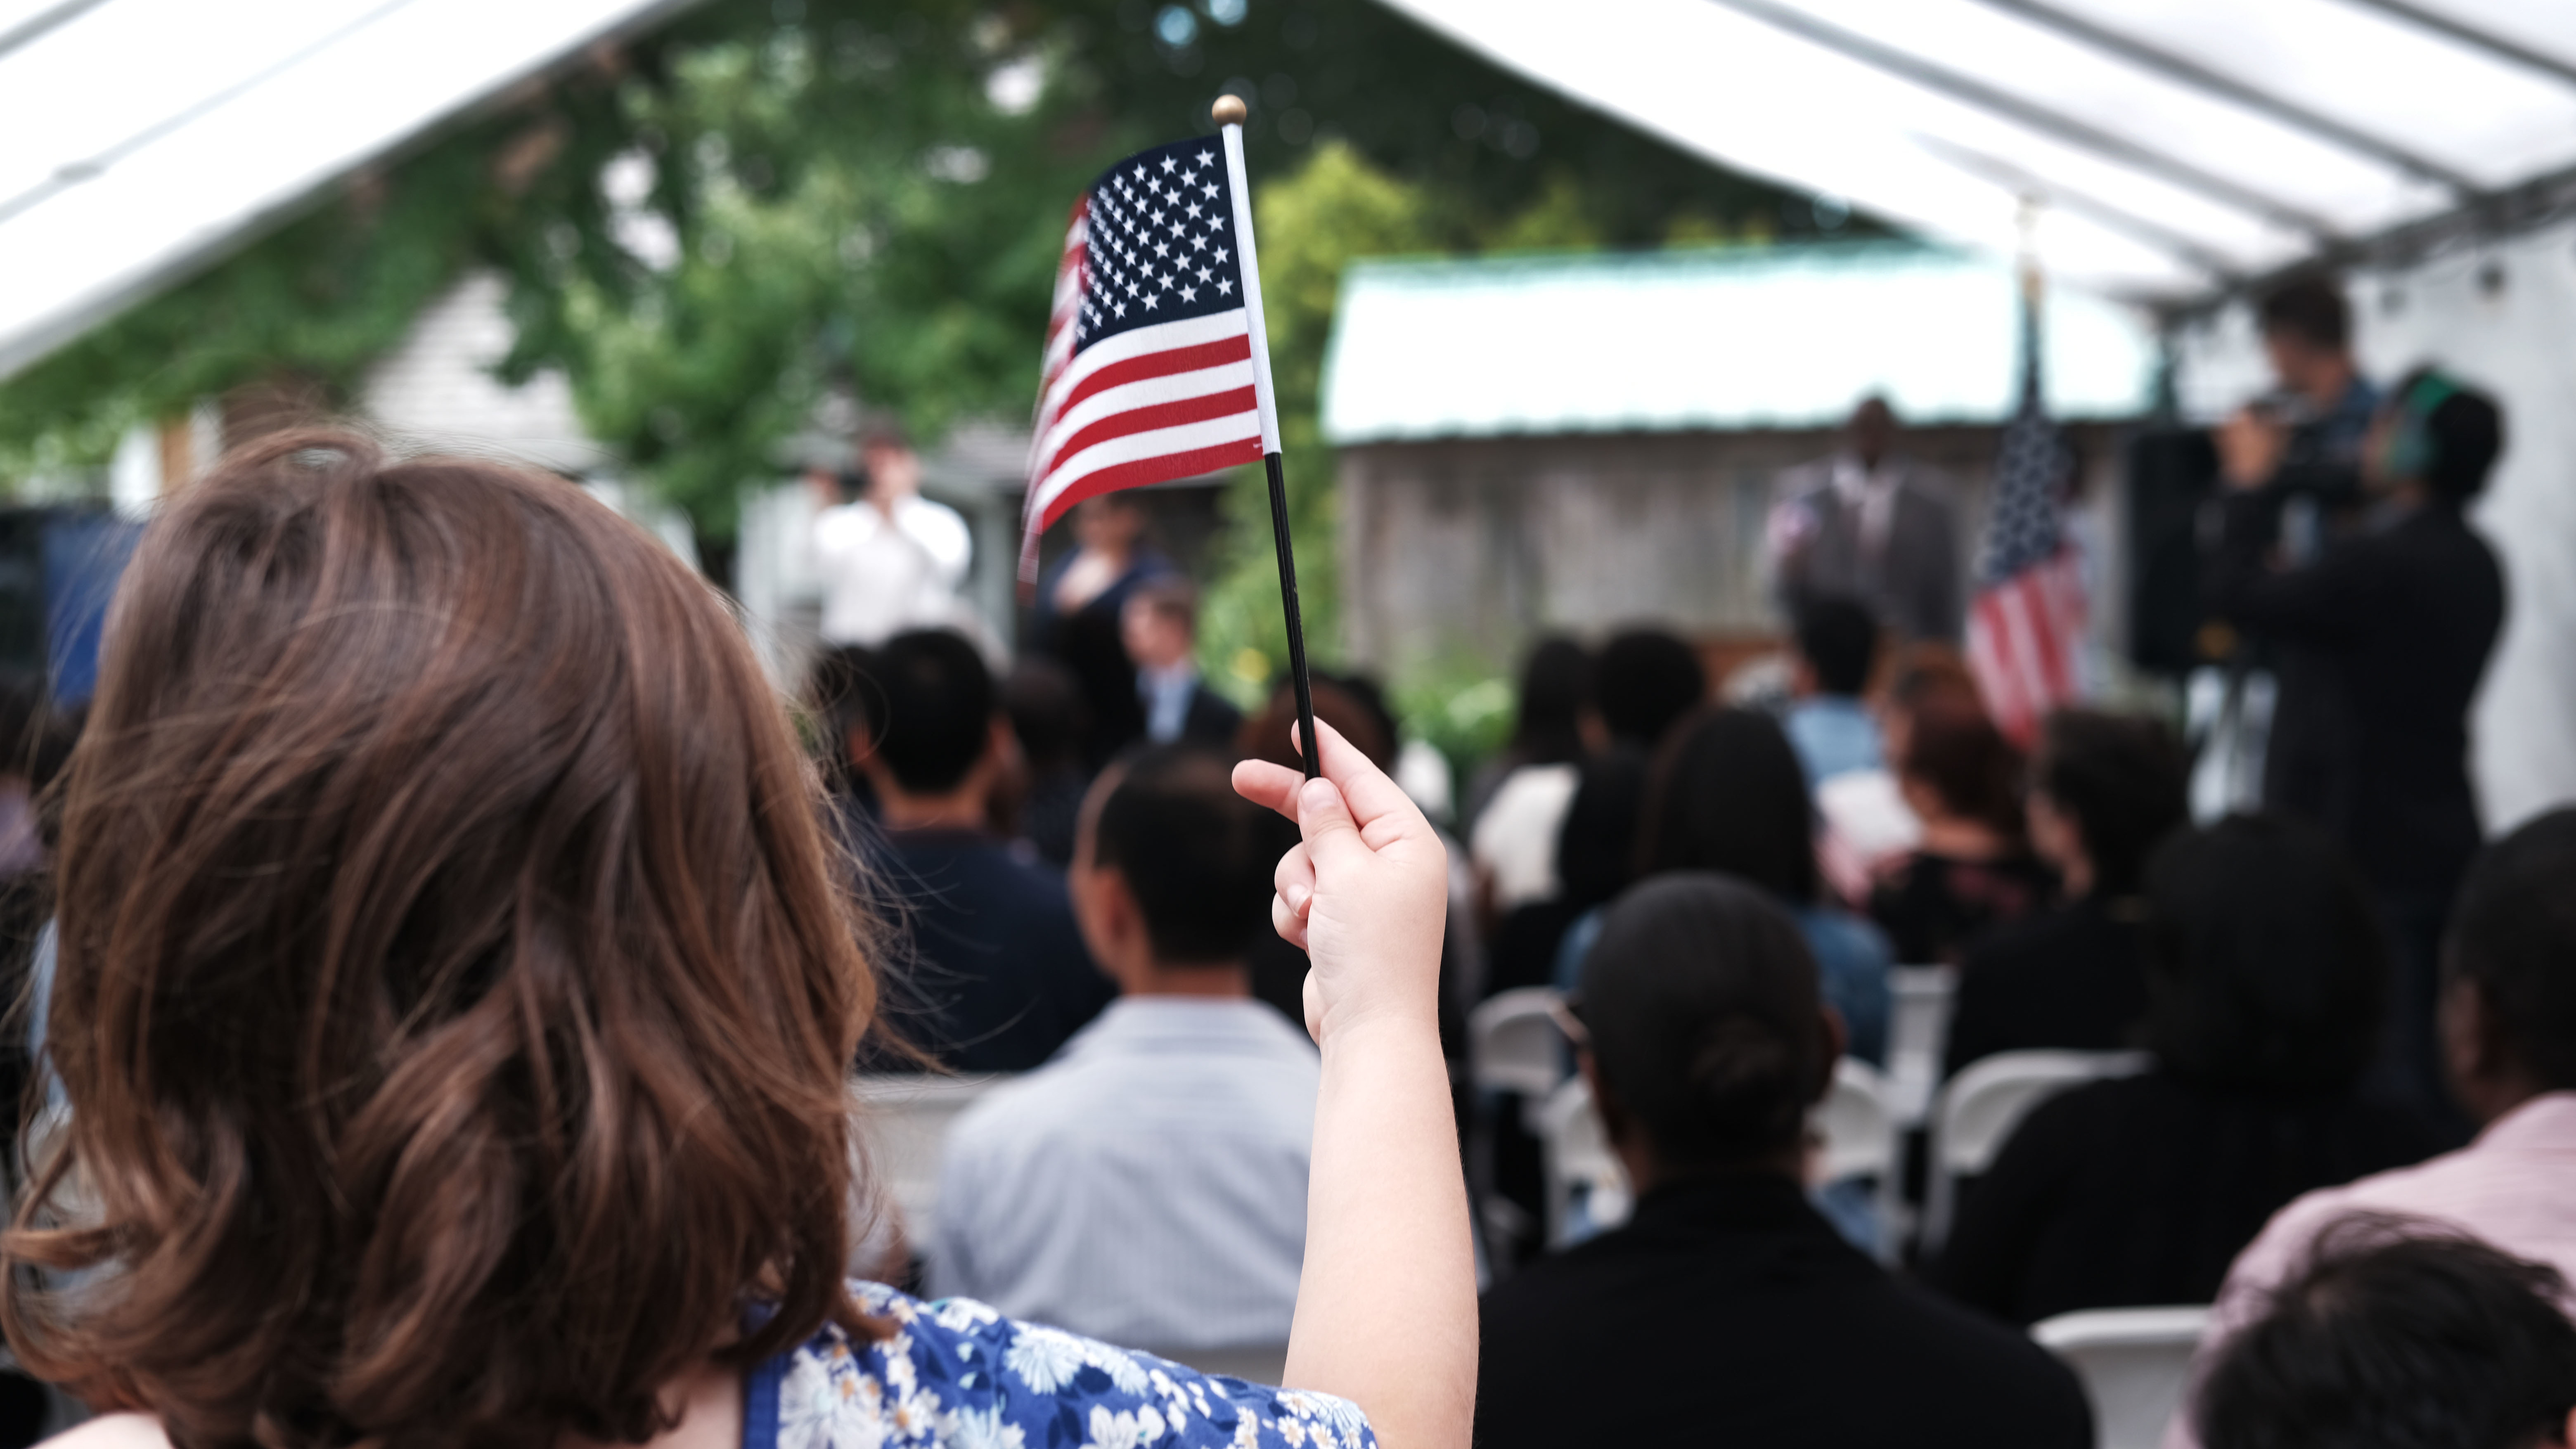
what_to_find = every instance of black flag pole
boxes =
[1213,95,1320,780]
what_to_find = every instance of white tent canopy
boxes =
[1380,0,2576,302]
[0,0,693,381]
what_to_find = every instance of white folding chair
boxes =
[850,1073,1014,1248]
[1921,1049,2150,1253]
[2033,1306,2211,1449]
[1814,1058,1903,1260]
[1534,1076,1629,1246]
[1882,964,1958,1126]
[1469,987,1570,1102]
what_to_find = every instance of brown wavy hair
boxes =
[3,431,883,1449]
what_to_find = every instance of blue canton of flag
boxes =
[1072,138,1247,348]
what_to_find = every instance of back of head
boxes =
[1898,700,2026,839]
[1002,657,1084,775]
[2199,1217,2576,1449]
[13,432,871,1449]
[1593,629,1706,748]
[2258,275,2351,353]
[1088,746,1274,966]
[2143,814,2387,1092]
[2033,709,2189,897]
[1638,707,1817,903]
[1793,596,1879,698]
[1241,676,1390,772]
[2448,807,2576,1092]
[862,629,995,793]
[1579,874,1830,1171]
[2382,366,2505,506]
[1513,636,1591,766]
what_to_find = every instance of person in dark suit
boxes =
[846,630,1113,1071]
[2206,367,2506,1125]
[1945,708,2189,1075]
[1933,815,2440,1325]
[1771,395,1964,643]
[1119,577,1243,751]
[1480,874,2090,1449]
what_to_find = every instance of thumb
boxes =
[1295,776,1367,866]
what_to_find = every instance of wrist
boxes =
[1314,1004,1444,1063]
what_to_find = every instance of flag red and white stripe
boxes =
[1019,139,1269,582]
[1968,543,2087,747]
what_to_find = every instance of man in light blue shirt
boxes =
[1783,595,1885,791]
[930,746,1314,1352]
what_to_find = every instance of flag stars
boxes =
[1201,183,1218,199]
[1186,202,1203,220]
[1180,285,1198,303]
[1195,266,1212,282]
[1159,156,1177,173]
[1216,277,1234,295]
[1189,234,1207,252]
[1153,240,1170,258]
[1113,300,1127,316]
[1215,246,1231,262]
[1143,294,1160,310]
[1195,150,1213,166]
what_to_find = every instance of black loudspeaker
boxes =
[2125,428,2218,676]
[0,511,48,685]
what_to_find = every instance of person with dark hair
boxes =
[1935,814,2440,1324]
[1606,707,1894,1065]
[1030,493,1174,769]
[1945,709,2190,1074]
[2167,807,2576,1449]
[2209,366,2508,1124]
[850,630,1112,1071]
[932,746,1317,1352]
[7,431,1480,1449]
[1120,576,1241,750]
[1784,595,1883,789]
[1537,627,1707,966]
[2195,1220,2576,1449]
[1478,874,2089,1449]
[999,657,1088,866]
[1469,640,1591,973]
[1867,700,2054,965]
[1771,396,1965,642]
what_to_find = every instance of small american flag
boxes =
[1019,137,1265,580]
[1966,288,2087,747]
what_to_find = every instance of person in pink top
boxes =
[2171,806,2576,1448]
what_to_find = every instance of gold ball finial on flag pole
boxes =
[1211,95,1248,127]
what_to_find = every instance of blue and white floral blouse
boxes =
[747,1281,1377,1449]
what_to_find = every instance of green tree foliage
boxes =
[0,0,1843,578]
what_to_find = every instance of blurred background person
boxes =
[1461,636,1590,833]
[1783,595,1884,791]
[806,426,973,648]
[1029,493,1173,771]
[2212,276,2380,537]
[1120,576,1241,749]
[1945,708,2190,1075]
[1868,699,2053,966]
[2193,1223,2576,1449]
[1533,628,1707,990]
[1771,395,1963,644]
[2171,807,2576,1449]
[1813,642,1979,903]
[848,629,1110,1070]
[999,656,1090,867]
[1934,814,2440,1324]
[1598,706,1894,1069]
[1469,638,1592,990]
[1479,875,2089,1449]
[2208,367,2507,1131]
[933,747,1309,1354]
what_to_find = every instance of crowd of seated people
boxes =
[9,423,2576,1449]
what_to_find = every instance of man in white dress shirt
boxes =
[931,746,1316,1352]
[808,429,973,646]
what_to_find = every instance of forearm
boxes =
[1287,1013,1477,1449]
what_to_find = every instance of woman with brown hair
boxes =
[9,433,1473,1449]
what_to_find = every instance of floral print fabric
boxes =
[751,1281,1375,1449]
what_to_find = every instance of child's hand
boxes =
[1232,720,1449,1046]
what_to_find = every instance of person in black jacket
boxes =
[2206,367,2505,1125]
[1933,816,2439,1325]
[1478,874,2091,1449]
[1945,709,2189,1075]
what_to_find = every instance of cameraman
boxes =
[2205,366,2506,1125]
